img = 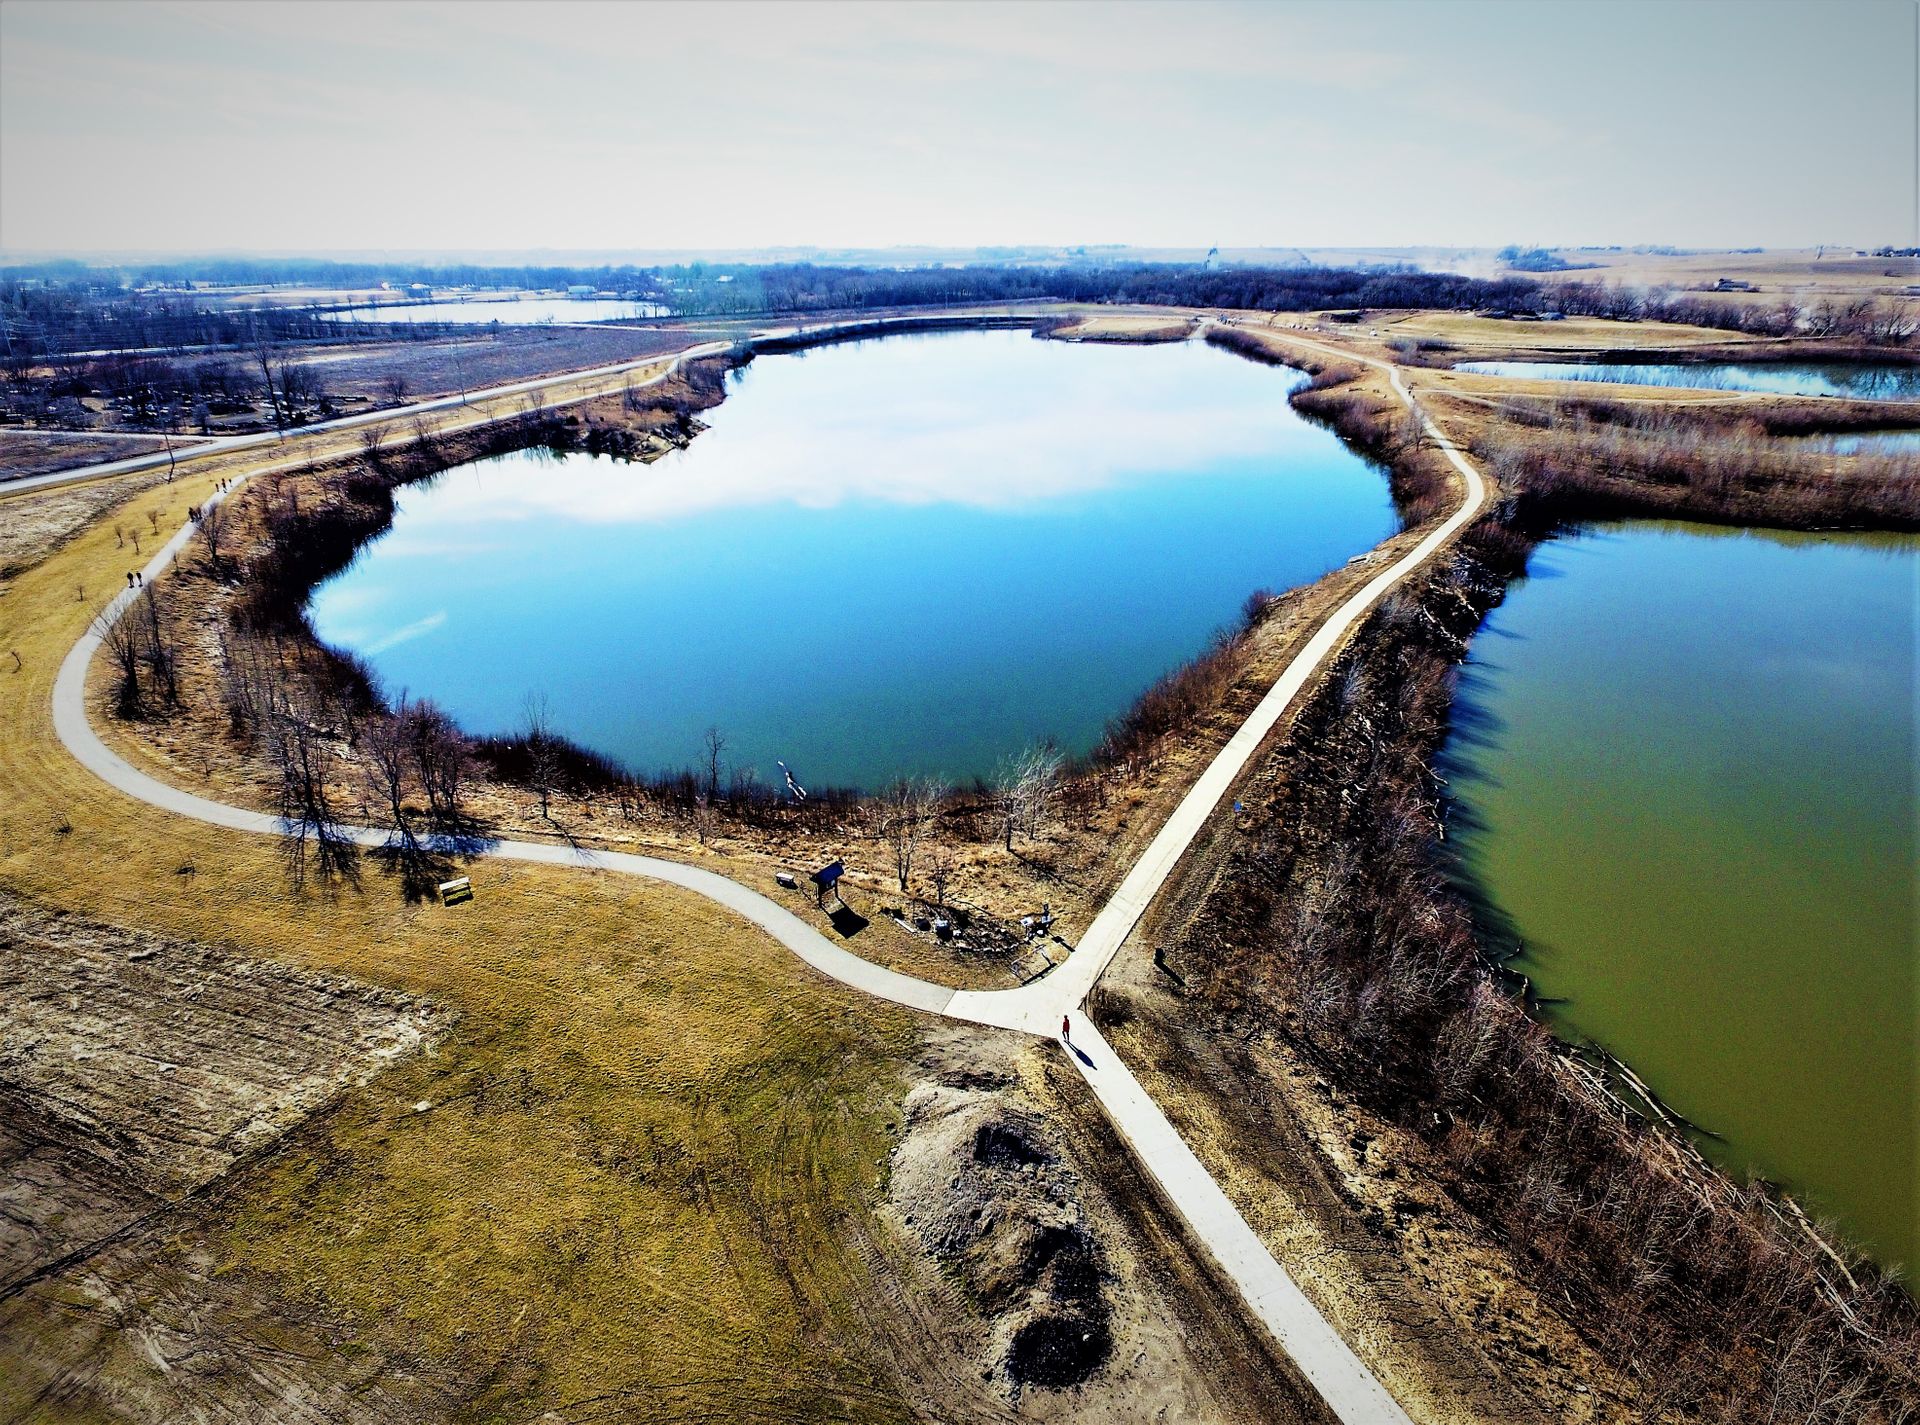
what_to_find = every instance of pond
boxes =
[1790,430,1920,456]
[1440,521,1917,1272]
[309,329,1399,791]
[319,297,668,325]
[1456,359,1920,402]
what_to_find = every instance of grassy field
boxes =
[0,458,939,1420]
[0,430,198,480]
[1377,311,1771,352]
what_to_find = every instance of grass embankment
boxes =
[0,459,931,1419]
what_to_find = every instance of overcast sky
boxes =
[1,0,1913,256]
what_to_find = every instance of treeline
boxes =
[2,285,361,361]
[1497,245,1588,273]
[665,261,1543,319]
[14,352,327,431]
[1535,279,1918,344]
[1,256,666,296]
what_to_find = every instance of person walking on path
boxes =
[1061,1014,1070,1042]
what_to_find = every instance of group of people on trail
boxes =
[125,571,143,589]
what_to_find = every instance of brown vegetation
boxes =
[1472,394,1920,530]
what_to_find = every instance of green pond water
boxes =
[309,330,1398,790]
[1442,521,1918,1271]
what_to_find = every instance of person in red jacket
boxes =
[1061,1015,1071,1042]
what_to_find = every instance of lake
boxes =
[1440,521,1917,1271]
[1457,359,1920,402]
[319,297,668,325]
[309,330,1399,790]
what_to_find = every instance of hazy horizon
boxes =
[3,0,1914,256]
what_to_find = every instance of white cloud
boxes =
[2,0,1909,252]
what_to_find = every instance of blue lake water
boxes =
[309,330,1398,790]
[1440,522,1918,1270]
[1457,360,1920,402]
[319,297,667,325]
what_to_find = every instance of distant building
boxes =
[567,284,594,297]
[405,283,432,299]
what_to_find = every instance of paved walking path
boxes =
[49,323,1485,1425]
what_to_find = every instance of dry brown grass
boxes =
[1382,311,1753,352]
[0,452,950,1421]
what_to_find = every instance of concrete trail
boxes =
[49,325,1485,1425]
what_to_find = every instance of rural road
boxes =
[49,322,1485,1425]
[1,342,732,497]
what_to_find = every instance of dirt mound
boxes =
[1008,1313,1114,1389]
[889,1079,1114,1390]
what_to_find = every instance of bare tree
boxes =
[993,743,1063,853]
[198,500,230,575]
[268,697,358,894]
[134,582,179,708]
[276,361,328,424]
[700,725,728,805]
[926,839,956,909]
[363,699,417,851]
[252,330,287,432]
[93,599,143,718]
[879,777,946,894]
[362,695,449,898]
[404,697,470,833]
[522,691,562,821]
